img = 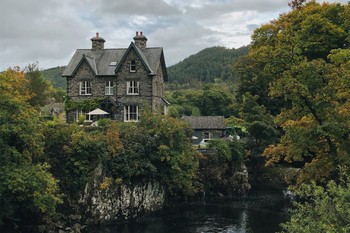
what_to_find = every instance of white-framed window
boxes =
[130,60,136,72]
[79,81,91,95]
[105,81,114,95]
[127,81,139,95]
[124,105,139,122]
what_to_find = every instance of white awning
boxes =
[87,108,109,115]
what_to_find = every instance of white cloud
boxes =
[0,0,348,70]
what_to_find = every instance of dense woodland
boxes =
[167,46,248,89]
[1,1,350,232]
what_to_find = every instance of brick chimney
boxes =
[133,31,147,49]
[91,32,105,51]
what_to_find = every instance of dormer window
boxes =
[130,60,136,72]
[79,81,91,95]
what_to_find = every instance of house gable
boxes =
[72,54,97,77]
[115,42,154,75]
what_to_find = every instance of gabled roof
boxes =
[62,43,167,79]
[40,102,64,114]
[115,42,153,74]
[183,116,228,130]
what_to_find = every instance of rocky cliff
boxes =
[79,164,165,225]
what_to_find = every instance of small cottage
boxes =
[183,116,229,146]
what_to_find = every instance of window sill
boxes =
[124,120,139,122]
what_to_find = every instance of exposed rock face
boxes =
[199,157,251,196]
[230,163,251,195]
[79,164,165,224]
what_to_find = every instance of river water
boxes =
[86,188,291,233]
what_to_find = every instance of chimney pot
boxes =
[133,31,147,48]
[96,32,99,37]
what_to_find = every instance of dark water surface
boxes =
[86,188,291,233]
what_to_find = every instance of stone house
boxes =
[183,116,230,145]
[62,32,169,122]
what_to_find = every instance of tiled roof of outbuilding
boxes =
[183,116,228,130]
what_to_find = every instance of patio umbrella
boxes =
[87,108,109,115]
[87,108,109,121]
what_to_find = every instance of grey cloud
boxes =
[97,0,181,16]
[3,0,348,70]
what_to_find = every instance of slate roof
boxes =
[183,116,228,130]
[40,102,64,114]
[62,42,167,80]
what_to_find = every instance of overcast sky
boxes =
[0,0,348,71]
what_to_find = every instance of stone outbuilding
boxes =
[183,116,230,146]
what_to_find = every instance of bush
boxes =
[281,168,350,233]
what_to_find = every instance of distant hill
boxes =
[167,46,248,86]
[41,66,66,89]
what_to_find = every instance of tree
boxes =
[198,84,236,117]
[264,53,350,184]
[235,1,349,115]
[25,63,54,107]
[0,67,61,230]
[281,168,350,233]
[235,1,350,184]
[240,93,278,157]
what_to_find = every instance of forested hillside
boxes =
[41,66,66,89]
[167,46,248,88]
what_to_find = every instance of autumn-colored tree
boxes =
[235,1,350,184]
[0,67,61,230]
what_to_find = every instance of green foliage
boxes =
[208,139,232,161]
[198,85,236,117]
[64,96,104,111]
[42,112,199,199]
[0,163,62,222]
[166,84,238,118]
[105,113,199,196]
[281,169,350,233]
[235,1,350,115]
[25,63,55,107]
[240,93,279,157]
[167,46,248,89]
[52,87,66,102]
[63,129,107,196]
[198,138,245,195]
